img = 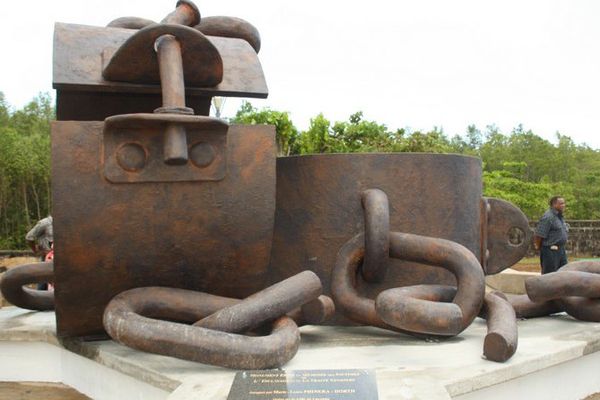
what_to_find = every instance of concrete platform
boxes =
[1,306,600,399]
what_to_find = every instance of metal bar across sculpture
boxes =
[3,0,596,370]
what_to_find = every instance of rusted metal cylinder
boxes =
[526,271,600,302]
[155,34,188,165]
[481,291,518,362]
[286,295,335,326]
[0,262,54,311]
[194,271,322,332]
[271,154,488,325]
[103,287,300,369]
[557,261,600,321]
[504,294,561,319]
[376,285,461,336]
[361,188,390,283]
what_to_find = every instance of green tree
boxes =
[231,101,299,156]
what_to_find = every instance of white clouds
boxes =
[1,0,598,147]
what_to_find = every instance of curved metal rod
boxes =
[103,287,300,369]
[504,293,562,319]
[376,285,461,336]
[0,262,54,311]
[481,292,518,362]
[526,271,600,302]
[331,233,402,331]
[386,231,485,335]
[331,232,485,336]
[106,17,156,29]
[360,188,390,283]
[557,261,600,322]
[194,270,322,332]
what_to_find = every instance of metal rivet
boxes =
[189,142,215,168]
[508,227,525,246]
[116,143,147,172]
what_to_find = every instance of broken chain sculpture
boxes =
[104,271,334,369]
[1,0,535,369]
[507,261,600,322]
[331,189,517,361]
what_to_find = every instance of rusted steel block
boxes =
[52,122,276,337]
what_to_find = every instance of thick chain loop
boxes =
[509,261,600,322]
[0,261,54,311]
[361,188,390,283]
[103,271,332,369]
[332,188,486,337]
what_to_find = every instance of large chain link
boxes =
[508,261,600,322]
[103,271,334,369]
[331,188,518,362]
[0,261,54,311]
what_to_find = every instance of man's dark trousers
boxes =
[540,244,568,274]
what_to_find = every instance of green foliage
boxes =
[231,101,299,156]
[0,92,53,248]
[233,102,600,221]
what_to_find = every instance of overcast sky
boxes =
[1,0,599,148]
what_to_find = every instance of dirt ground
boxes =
[0,382,89,400]
[583,394,600,400]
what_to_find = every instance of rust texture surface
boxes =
[52,122,276,337]
[53,23,267,97]
[269,153,483,324]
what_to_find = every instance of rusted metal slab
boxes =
[53,22,267,120]
[52,122,276,338]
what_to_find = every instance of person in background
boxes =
[533,197,568,274]
[25,215,53,290]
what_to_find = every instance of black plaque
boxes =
[227,369,378,400]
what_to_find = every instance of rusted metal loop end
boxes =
[103,287,300,369]
[360,188,390,283]
[534,261,600,322]
[162,0,201,26]
[107,17,156,30]
[481,291,518,362]
[331,231,485,336]
[504,293,562,319]
[195,16,262,53]
[375,285,462,336]
[194,270,323,333]
[0,262,55,311]
[154,106,194,115]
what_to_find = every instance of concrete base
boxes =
[1,306,600,399]
[485,268,538,294]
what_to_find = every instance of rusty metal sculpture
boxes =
[0,0,548,369]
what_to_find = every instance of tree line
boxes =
[1,94,598,248]
[233,102,600,221]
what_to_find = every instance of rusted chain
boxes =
[522,261,600,322]
[194,271,322,332]
[104,271,328,369]
[0,262,54,311]
[331,232,485,336]
[360,188,390,283]
[480,291,518,362]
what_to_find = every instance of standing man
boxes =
[25,215,53,262]
[533,197,568,274]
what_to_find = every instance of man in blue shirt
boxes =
[533,196,568,274]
